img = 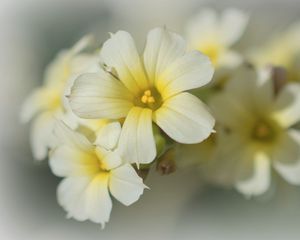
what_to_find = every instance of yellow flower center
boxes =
[136,88,162,110]
[251,121,276,142]
[141,90,155,104]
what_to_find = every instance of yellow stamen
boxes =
[141,95,148,104]
[141,90,156,104]
[148,96,155,103]
[144,90,151,97]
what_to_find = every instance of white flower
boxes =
[69,27,215,165]
[208,66,300,196]
[248,21,300,82]
[21,35,98,160]
[49,121,146,228]
[186,8,248,68]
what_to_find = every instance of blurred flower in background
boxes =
[185,8,248,90]
[248,21,300,82]
[208,66,300,196]
[186,8,248,67]
[20,35,98,160]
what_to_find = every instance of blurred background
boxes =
[1,0,300,239]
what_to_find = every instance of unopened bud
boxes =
[271,66,287,96]
[156,148,176,175]
[153,125,166,156]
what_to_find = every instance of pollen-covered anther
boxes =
[141,90,156,104]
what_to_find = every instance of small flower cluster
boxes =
[22,7,300,227]
[22,26,215,227]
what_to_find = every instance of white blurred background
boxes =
[1,0,300,239]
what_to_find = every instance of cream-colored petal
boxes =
[226,66,274,111]
[117,107,156,165]
[217,50,242,68]
[21,87,60,123]
[94,121,121,150]
[57,174,112,228]
[70,34,95,55]
[157,50,213,99]
[209,92,254,130]
[186,8,218,49]
[235,152,271,197]
[49,146,98,177]
[272,83,300,128]
[220,8,249,46]
[45,35,95,86]
[143,27,186,85]
[273,130,300,184]
[43,51,69,87]
[210,66,274,127]
[154,93,215,144]
[69,71,133,119]
[204,133,254,187]
[109,164,146,206]
[95,146,122,170]
[100,31,148,93]
[30,112,57,160]
[69,53,99,76]
[53,120,93,151]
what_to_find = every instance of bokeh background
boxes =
[1,0,300,239]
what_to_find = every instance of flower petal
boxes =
[70,34,95,55]
[272,83,300,128]
[273,130,300,184]
[186,8,218,49]
[100,31,148,93]
[109,164,146,206]
[154,92,215,144]
[69,71,133,119]
[143,27,186,85]
[53,120,93,151]
[49,146,98,177]
[57,174,112,228]
[30,112,57,160]
[235,152,271,197]
[94,121,122,150]
[209,93,254,130]
[226,66,274,111]
[95,146,122,170]
[204,133,254,187]
[209,66,273,129]
[21,87,60,123]
[157,50,213,99]
[117,107,156,165]
[220,8,249,46]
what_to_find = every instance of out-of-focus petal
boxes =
[220,8,249,46]
[235,152,271,197]
[272,83,300,128]
[273,130,300,184]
